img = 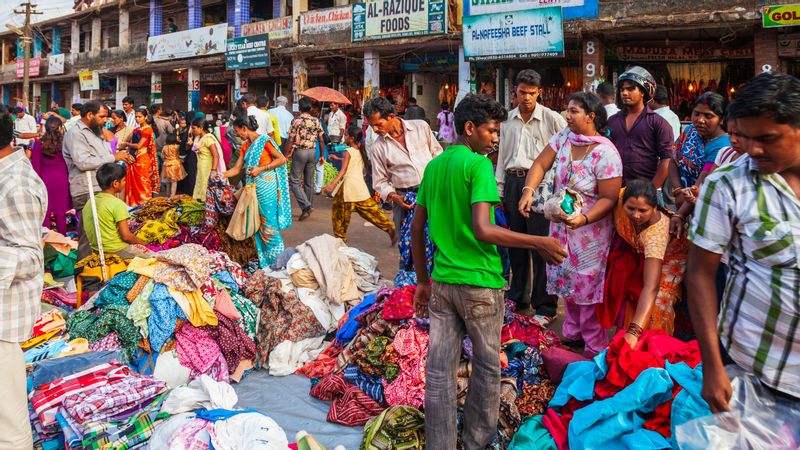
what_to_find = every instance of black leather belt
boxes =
[506,168,528,177]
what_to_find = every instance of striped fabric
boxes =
[149,0,162,37]
[689,155,800,398]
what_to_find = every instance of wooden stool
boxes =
[75,260,128,308]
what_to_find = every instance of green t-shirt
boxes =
[82,193,131,253]
[416,145,504,289]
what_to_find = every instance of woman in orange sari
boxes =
[120,108,159,206]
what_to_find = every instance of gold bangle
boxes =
[522,186,535,194]
[671,187,684,195]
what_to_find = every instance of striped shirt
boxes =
[0,150,46,343]
[689,155,800,398]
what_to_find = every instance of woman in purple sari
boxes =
[30,116,72,234]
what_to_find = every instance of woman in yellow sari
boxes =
[191,117,221,200]
[120,108,159,206]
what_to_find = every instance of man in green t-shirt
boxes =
[412,94,567,449]
[82,163,151,259]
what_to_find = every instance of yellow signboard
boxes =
[763,4,800,28]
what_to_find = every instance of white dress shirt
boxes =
[14,114,38,146]
[653,106,682,143]
[124,109,138,129]
[604,103,621,119]
[268,105,295,139]
[247,105,273,136]
[327,109,347,138]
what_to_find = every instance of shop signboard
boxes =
[226,34,270,70]
[615,45,753,61]
[78,70,100,91]
[763,4,800,28]
[147,24,227,62]
[242,17,293,44]
[302,6,352,35]
[16,58,40,78]
[462,7,563,61]
[48,54,65,75]
[778,34,800,57]
[351,0,447,42]
[463,0,598,20]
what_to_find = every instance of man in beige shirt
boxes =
[496,69,567,321]
[364,96,443,232]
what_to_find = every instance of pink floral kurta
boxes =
[546,129,623,305]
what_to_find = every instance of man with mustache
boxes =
[63,101,133,258]
[687,72,800,413]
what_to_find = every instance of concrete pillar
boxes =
[151,72,162,104]
[234,70,242,102]
[32,82,41,113]
[91,17,101,53]
[292,56,307,108]
[84,33,91,54]
[119,8,130,48]
[150,0,163,37]
[188,0,202,29]
[52,28,61,55]
[291,0,308,42]
[188,67,200,111]
[71,80,80,103]
[229,0,251,37]
[363,50,379,105]
[70,20,80,58]
[2,41,7,69]
[333,0,348,5]
[116,75,128,109]
[581,36,605,93]
[280,0,287,18]
[754,28,779,75]
[455,45,471,107]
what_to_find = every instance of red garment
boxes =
[126,125,160,207]
[644,392,677,437]
[501,314,561,351]
[597,236,643,330]
[297,342,342,378]
[381,286,416,321]
[310,373,384,426]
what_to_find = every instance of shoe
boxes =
[299,209,312,221]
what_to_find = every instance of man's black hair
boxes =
[298,97,313,113]
[653,86,669,105]
[408,97,417,104]
[12,106,24,114]
[728,72,800,128]
[81,101,105,118]
[241,93,256,105]
[71,103,83,111]
[596,82,615,99]
[122,96,135,105]
[454,94,508,135]
[515,69,542,88]
[256,95,269,108]
[363,97,396,119]
[96,162,126,189]
[0,106,13,148]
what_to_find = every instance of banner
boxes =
[15,58,40,78]
[763,4,800,28]
[301,6,352,35]
[78,71,99,91]
[226,34,270,70]
[146,24,227,62]
[615,45,753,61]
[242,17,292,42]
[464,0,597,20]
[47,54,64,75]
[352,0,446,42]
[463,7,564,61]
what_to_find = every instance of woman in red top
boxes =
[120,108,159,206]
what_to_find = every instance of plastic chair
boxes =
[75,260,128,308]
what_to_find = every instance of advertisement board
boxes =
[352,0,446,42]
[302,6,352,35]
[242,17,293,43]
[16,58,40,78]
[226,34,270,70]
[463,7,564,61]
[464,0,597,20]
[78,71,100,91]
[146,24,227,62]
[763,4,800,28]
[48,54,64,75]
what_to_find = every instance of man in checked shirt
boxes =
[0,105,47,449]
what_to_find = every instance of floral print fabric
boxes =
[545,129,623,305]
[383,322,429,408]
[289,114,323,150]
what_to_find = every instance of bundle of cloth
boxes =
[296,291,564,449]
[512,329,712,450]
[65,244,260,386]
[128,194,258,268]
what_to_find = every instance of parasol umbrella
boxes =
[300,86,352,105]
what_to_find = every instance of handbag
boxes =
[226,183,260,241]
[543,187,585,222]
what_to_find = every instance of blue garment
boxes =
[550,349,608,408]
[666,361,711,446]
[24,339,68,364]
[94,271,140,307]
[501,346,543,395]
[131,348,159,375]
[569,367,675,450]
[397,191,435,273]
[393,269,417,288]
[212,270,238,294]
[148,283,187,352]
[29,350,118,389]
[56,410,82,449]
[335,293,377,344]
[343,365,385,404]
[195,408,265,422]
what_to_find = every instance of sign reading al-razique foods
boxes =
[351,0,447,42]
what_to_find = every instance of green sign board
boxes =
[763,4,800,28]
[225,34,270,70]
[351,0,446,42]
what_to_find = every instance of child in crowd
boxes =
[410,94,567,449]
[82,163,151,259]
[322,125,397,245]
[160,133,187,197]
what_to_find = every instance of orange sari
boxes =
[126,125,160,207]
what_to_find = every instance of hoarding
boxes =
[352,0,446,42]
[226,34,270,70]
[146,24,227,62]
[463,7,564,61]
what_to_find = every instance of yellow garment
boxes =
[267,112,282,146]
[126,257,160,278]
[168,288,218,327]
[21,329,61,350]
[57,338,89,358]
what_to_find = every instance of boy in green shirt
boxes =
[411,94,566,449]
[82,163,150,259]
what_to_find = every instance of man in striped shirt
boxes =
[687,72,800,412]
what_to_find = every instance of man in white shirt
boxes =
[12,107,38,149]
[64,103,83,130]
[268,96,295,145]
[327,102,347,144]
[496,69,567,321]
[122,96,137,129]
[651,86,682,142]
[242,93,272,136]
[596,82,620,118]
